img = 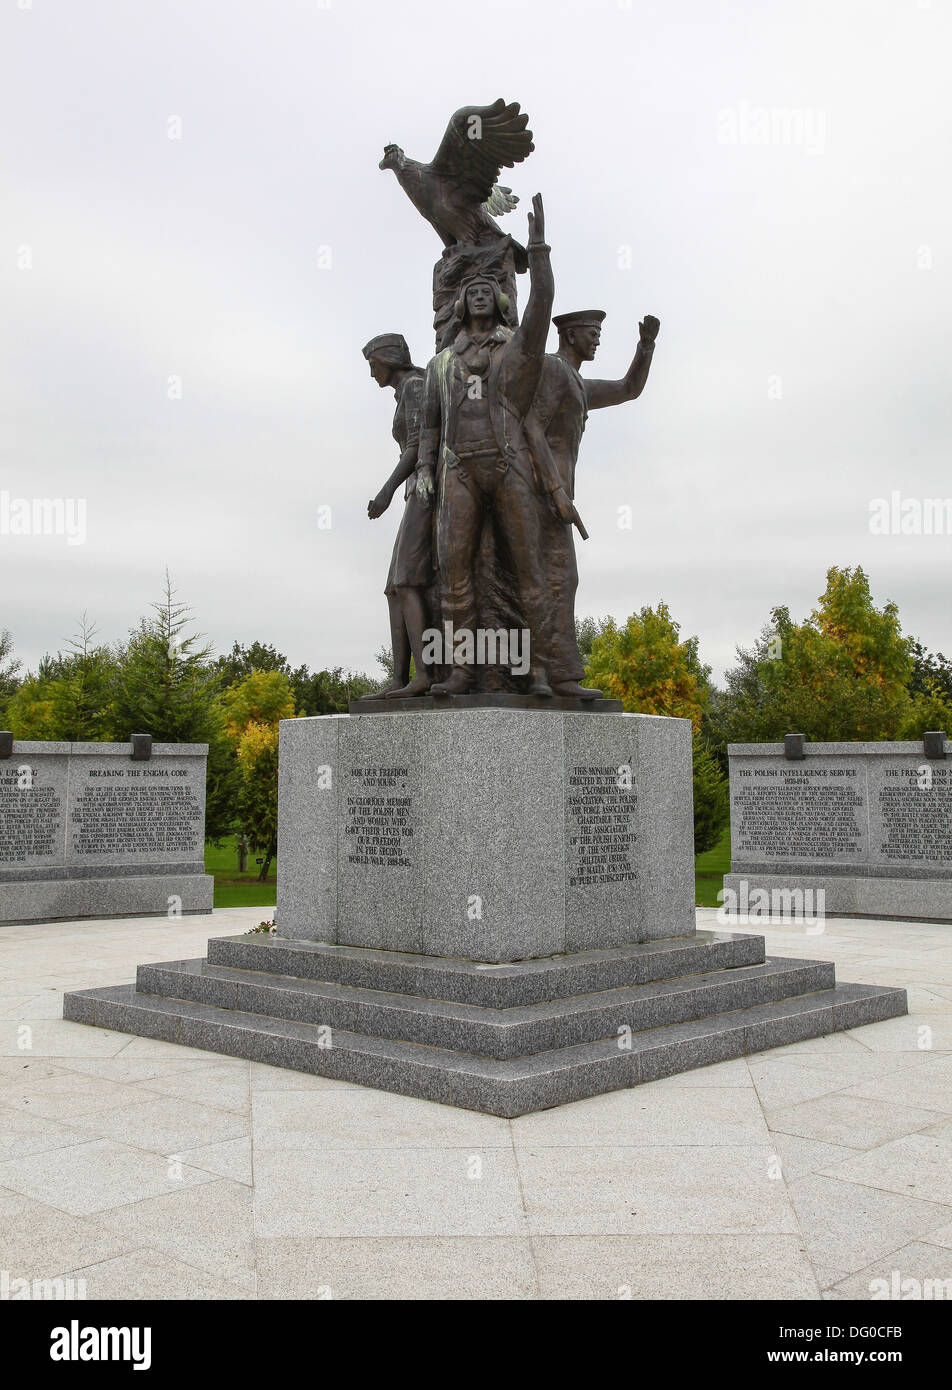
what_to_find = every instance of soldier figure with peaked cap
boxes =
[532,308,660,696]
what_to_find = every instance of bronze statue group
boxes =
[362,102,659,702]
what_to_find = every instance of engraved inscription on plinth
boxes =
[566,764,638,888]
[342,764,416,871]
[336,715,425,953]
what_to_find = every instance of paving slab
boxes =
[787,1172,952,1277]
[89,1177,255,1290]
[531,1233,819,1300]
[0,1138,219,1215]
[765,1092,941,1150]
[252,1146,528,1239]
[255,1235,538,1300]
[514,1144,799,1236]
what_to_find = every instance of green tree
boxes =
[580,604,726,851]
[718,566,914,744]
[583,603,712,729]
[220,669,296,740]
[692,734,730,854]
[215,641,291,687]
[4,676,57,739]
[898,686,952,740]
[4,619,118,741]
[111,574,236,840]
[575,615,613,663]
[0,630,21,722]
[290,665,376,714]
[47,618,119,742]
[909,641,952,702]
[218,669,296,872]
[111,577,218,740]
[373,645,394,682]
[215,638,376,715]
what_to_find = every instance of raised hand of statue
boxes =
[367,485,394,520]
[639,314,660,346]
[416,466,435,504]
[526,193,545,247]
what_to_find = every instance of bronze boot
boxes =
[431,667,474,696]
[551,680,602,700]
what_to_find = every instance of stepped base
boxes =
[63,930,907,1116]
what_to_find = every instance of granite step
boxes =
[62,979,908,1117]
[204,929,766,1008]
[135,955,835,1060]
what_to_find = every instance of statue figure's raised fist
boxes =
[639,315,660,345]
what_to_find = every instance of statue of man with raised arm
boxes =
[415,194,565,696]
[530,309,661,697]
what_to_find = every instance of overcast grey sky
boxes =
[2,0,950,684]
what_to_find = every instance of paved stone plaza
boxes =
[1,906,950,1300]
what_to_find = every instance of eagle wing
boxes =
[483,185,519,217]
[429,99,534,208]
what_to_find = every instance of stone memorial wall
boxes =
[0,739,213,924]
[723,739,952,921]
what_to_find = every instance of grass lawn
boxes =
[205,836,276,910]
[695,826,730,907]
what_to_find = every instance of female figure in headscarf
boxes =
[363,334,434,697]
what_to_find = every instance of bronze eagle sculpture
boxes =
[379,99,534,267]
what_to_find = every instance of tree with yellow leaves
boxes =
[717,566,919,744]
[235,720,281,882]
[219,670,296,879]
[584,603,711,729]
[583,604,728,853]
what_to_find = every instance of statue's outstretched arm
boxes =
[586,315,660,410]
[367,442,419,520]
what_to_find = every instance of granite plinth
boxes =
[726,740,952,922]
[277,709,696,962]
[63,929,907,1117]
